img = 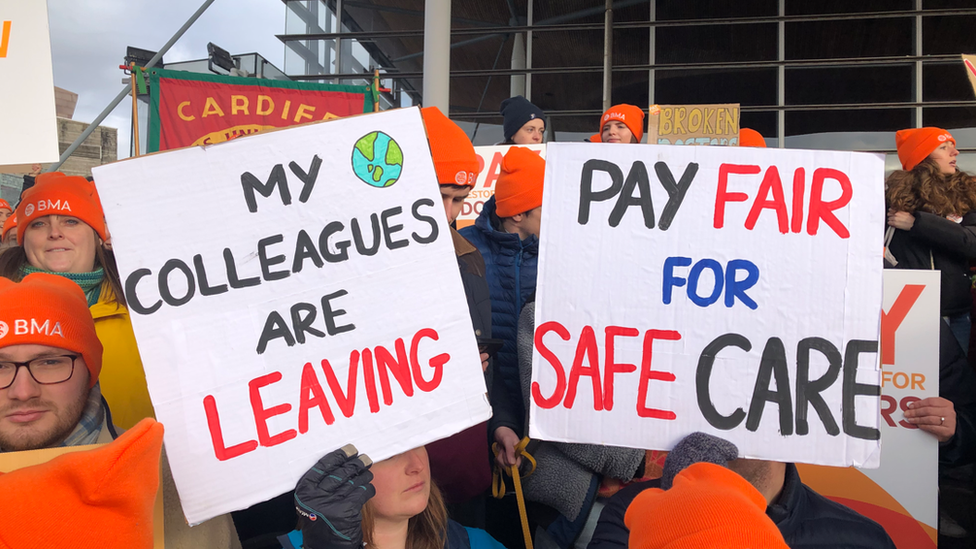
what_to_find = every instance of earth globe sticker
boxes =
[352,131,403,188]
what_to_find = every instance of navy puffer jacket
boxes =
[460,196,538,427]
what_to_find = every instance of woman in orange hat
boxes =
[0,172,153,429]
[590,104,645,144]
[886,127,976,353]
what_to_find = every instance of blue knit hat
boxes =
[501,96,545,142]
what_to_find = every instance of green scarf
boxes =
[21,265,104,306]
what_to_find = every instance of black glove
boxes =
[295,444,375,549]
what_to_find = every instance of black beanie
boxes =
[501,96,545,141]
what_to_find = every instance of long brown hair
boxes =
[0,230,127,308]
[886,158,976,217]
[361,481,448,549]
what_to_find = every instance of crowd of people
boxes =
[0,92,973,549]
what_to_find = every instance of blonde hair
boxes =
[361,481,448,549]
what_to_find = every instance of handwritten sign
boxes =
[456,144,546,228]
[92,108,491,524]
[529,142,884,467]
[646,104,740,146]
[0,0,59,172]
[798,270,940,548]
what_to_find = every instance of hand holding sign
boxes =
[904,397,955,442]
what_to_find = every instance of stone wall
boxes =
[57,117,118,178]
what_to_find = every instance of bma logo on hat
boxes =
[23,204,33,216]
[0,321,8,339]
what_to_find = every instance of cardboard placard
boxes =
[92,108,492,524]
[962,54,976,99]
[646,104,740,146]
[798,270,940,548]
[0,0,59,172]
[0,445,165,547]
[529,142,884,467]
[456,144,546,228]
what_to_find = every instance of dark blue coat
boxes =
[588,464,896,549]
[459,196,539,428]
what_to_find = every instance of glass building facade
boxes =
[279,0,976,170]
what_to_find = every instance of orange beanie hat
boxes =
[625,462,789,549]
[420,107,479,187]
[0,273,103,387]
[896,127,955,171]
[0,199,11,213]
[16,172,107,245]
[739,128,767,148]
[591,104,646,143]
[494,147,546,218]
[0,418,163,549]
[1,215,15,240]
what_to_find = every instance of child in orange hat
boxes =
[886,127,976,352]
[493,146,546,237]
[590,104,645,144]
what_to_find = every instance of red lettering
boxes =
[603,326,639,410]
[298,362,335,434]
[714,164,760,229]
[410,328,448,392]
[565,326,604,411]
[361,348,381,413]
[880,285,925,366]
[532,321,570,409]
[744,166,788,233]
[806,168,852,238]
[898,396,921,429]
[204,394,258,461]
[880,394,896,427]
[248,372,297,447]
[637,330,681,420]
[483,152,504,189]
[376,338,414,405]
[791,168,805,233]
[321,352,358,418]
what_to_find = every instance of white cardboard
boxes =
[530,142,885,467]
[458,144,546,224]
[0,1,59,171]
[92,108,491,524]
[872,269,940,528]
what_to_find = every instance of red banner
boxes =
[147,68,371,152]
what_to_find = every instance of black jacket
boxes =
[938,320,976,466]
[886,211,976,316]
[588,464,895,549]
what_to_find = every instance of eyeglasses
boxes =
[0,355,78,390]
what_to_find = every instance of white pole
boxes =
[423,0,452,113]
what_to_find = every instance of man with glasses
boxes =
[0,273,109,452]
[0,273,242,547]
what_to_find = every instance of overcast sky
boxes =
[49,0,287,158]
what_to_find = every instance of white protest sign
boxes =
[457,144,546,227]
[530,142,884,467]
[0,0,59,172]
[798,270,940,546]
[92,108,492,524]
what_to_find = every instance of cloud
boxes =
[48,0,285,159]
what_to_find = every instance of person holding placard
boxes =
[0,172,153,430]
[885,127,976,353]
[500,96,546,145]
[418,106,522,527]
[0,273,241,547]
[459,147,545,443]
[588,105,645,144]
[295,445,506,549]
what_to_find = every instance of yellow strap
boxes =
[492,437,537,549]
